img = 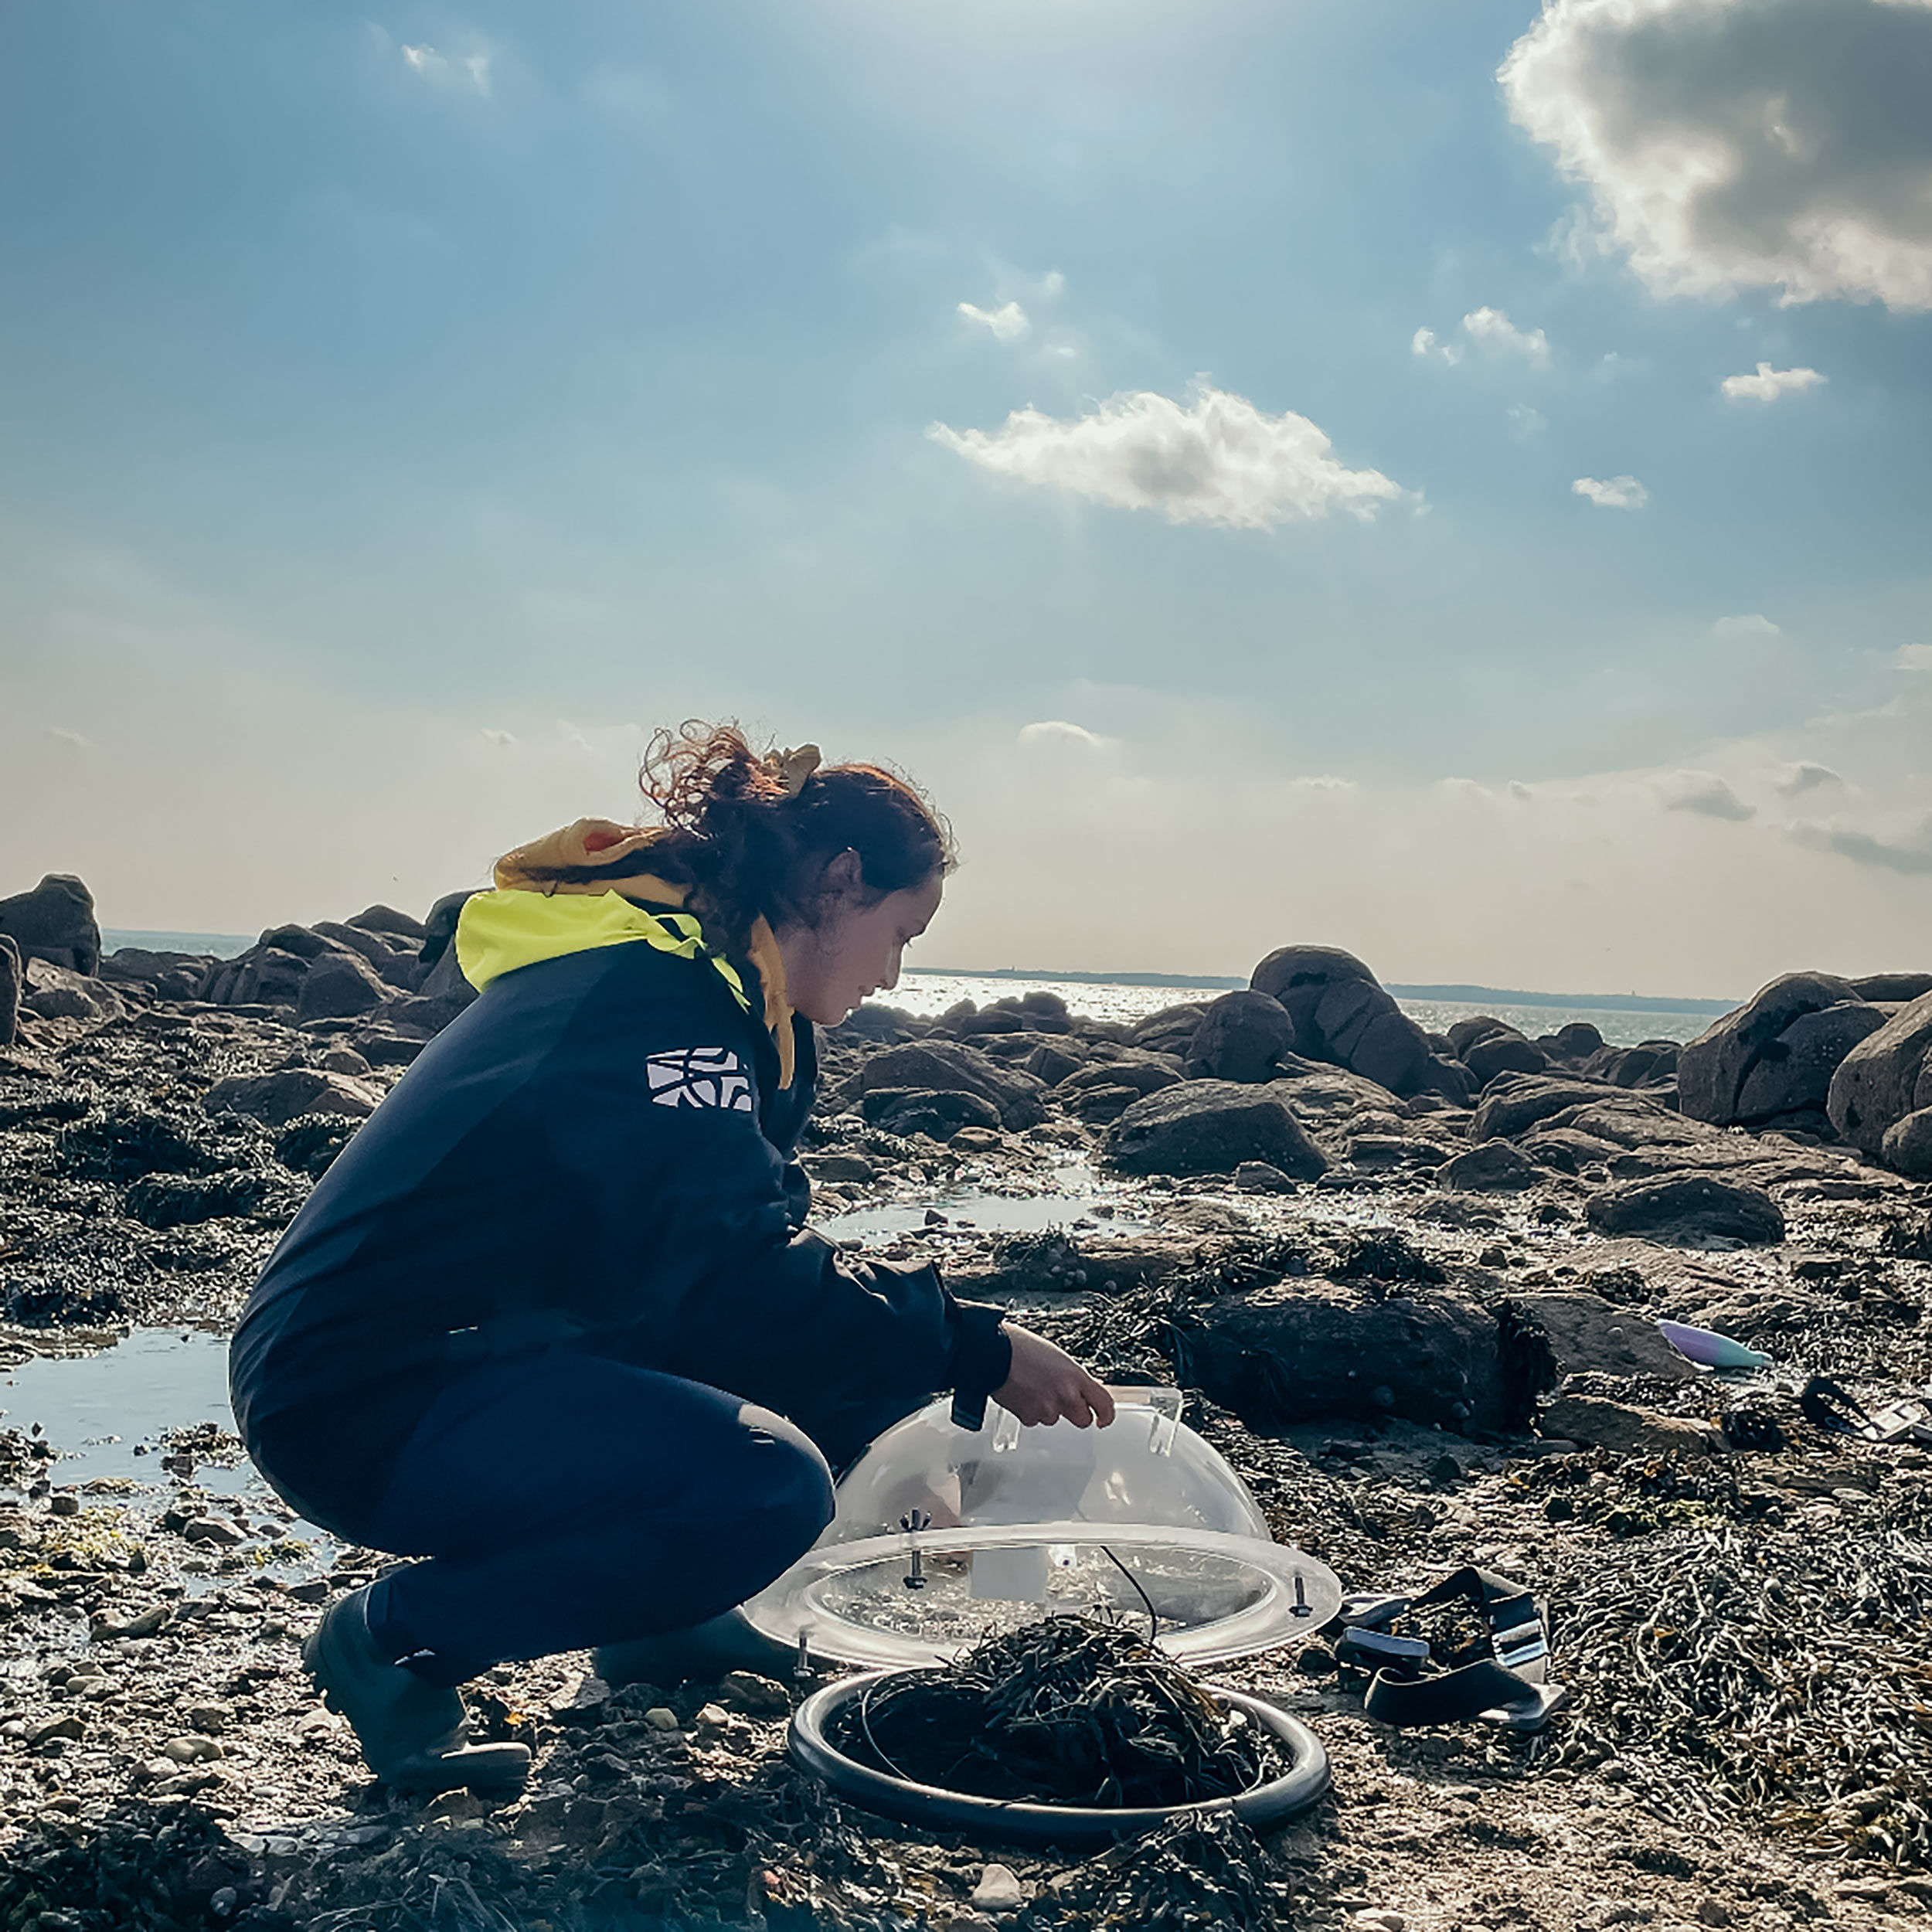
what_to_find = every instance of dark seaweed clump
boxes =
[828,1614,1278,1808]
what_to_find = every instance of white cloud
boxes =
[1720,362,1826,402]
[39,724,90,750]
[1502,0,1932,310]
[1710,613,1781,640]
[1461,306,1552,364]
[1017,719,1107,751]
[958,300,1029,342]
[1773,760,1842,797]
[401,43,492,97]
[481,728,516,749]
[1413,308,1550,366]
[1507,403,1547,437]
[1659,769,1755,820]
[1895,642,1932,672]
[930,383,1406,530]
[1573,474,1648,510]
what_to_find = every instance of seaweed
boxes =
[826,1614,1278,1808]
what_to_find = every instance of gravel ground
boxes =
[2,988,1929,1932]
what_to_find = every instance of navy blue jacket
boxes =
[230,934,1011,1517]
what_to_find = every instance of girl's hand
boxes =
[992,1324,1116,1429]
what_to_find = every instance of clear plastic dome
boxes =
[744,1387,1343,1670]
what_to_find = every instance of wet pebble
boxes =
[970,1864,1027,1913]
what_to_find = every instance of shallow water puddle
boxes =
[2,1328,243,1488]
[821,1171,1151,1243]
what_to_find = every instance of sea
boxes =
[100,933,1730,1048]
[886,971,1726,1049]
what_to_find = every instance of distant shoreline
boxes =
[903,964,1737,1015]
[101,932,1737,1016]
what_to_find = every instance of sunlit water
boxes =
[883,973,1719,1049]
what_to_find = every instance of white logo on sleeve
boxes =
[646,1047,754,1112]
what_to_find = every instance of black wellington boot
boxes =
[303,1586,532,1794]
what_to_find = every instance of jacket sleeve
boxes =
[535,996,1012,1437]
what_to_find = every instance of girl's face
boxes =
[780,867,944,1026]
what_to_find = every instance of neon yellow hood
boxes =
[453,818,798,1088]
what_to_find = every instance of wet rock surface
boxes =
[2,909,1930,1930]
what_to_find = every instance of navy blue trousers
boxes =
[298,1355,838,1687]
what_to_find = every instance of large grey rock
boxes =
[1583,1173,1785,1247]
[1828,991,1932,1156]
[295,950,389,1021]
[1849,972,1932,1003]
[1106,1080,1328,1179]
[859,1087,1002,1140]
[1462,1025,1547,1083]
[855,1040,1047,1129]
[1588,1040,1681,1089]
[0,875,100,974]
[420,890,479,968]
[100,947,216,1000]
[0,934,18,1047]
[1249,946,1435,1097]
[1509,1291,1698,1380]
[1881,1107,1932,1180]
[21,960,124,1022]
[203,1068,384,1128]
[1679,974,1883,1127]
[312,921,423,990]
[1439,1141,1539,1192]
[1471,1077,1612,1142]
[1184,990,1298,1083]
[1175,1280,1529,1433]
[1539,1393,1721,1457]
[348,903,429,940]
[1127,1002,1215,1056]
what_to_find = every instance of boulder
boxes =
[99,947,216,1001]
[1438,1141,1539,1192]
[1516,1125,1623,1173]
[312,922,423,990]
[203,1069,384,1128]
[206,946,311,1008]
[295,950,390,1022]
[1127,1002,1215,1056]
[1546,1022,1604,1060]
[0,934,19,1047]
[1849,972,1932,1003]
[21,959,124,1022]
[1461,1026,1547,1083]
[1679,974,1883,1127]
[1106,1080,1329,1179]
[0,874,100,974]
[420,889,480,969]
[1880,1107,1932,1181]
[1583,1173,1785,1247]
[1445,1015,1509,1058]
[1184,990,1298,1083]
[349,903,429,940]
[1023,1040,1085,1085]
[859,1087,1002,1141]
[1471,1077,1612,1142]
[1249,946,1435,1096]
[855,1040,1047,1129]
[1828,990,1932,1156]
[1589,1041,1681,1089]
[1175,1280,1532,1433]
[1508,1291,1697,1380]
[1539,1393,1721,1457]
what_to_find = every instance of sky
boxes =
[2,0,1930,998]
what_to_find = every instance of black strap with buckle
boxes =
[1336,1566,1567,1735]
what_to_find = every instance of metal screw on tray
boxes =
[899,1509,931,1591]
[1293,1572,1311,1618]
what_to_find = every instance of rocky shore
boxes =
[2,870,1930,1932]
